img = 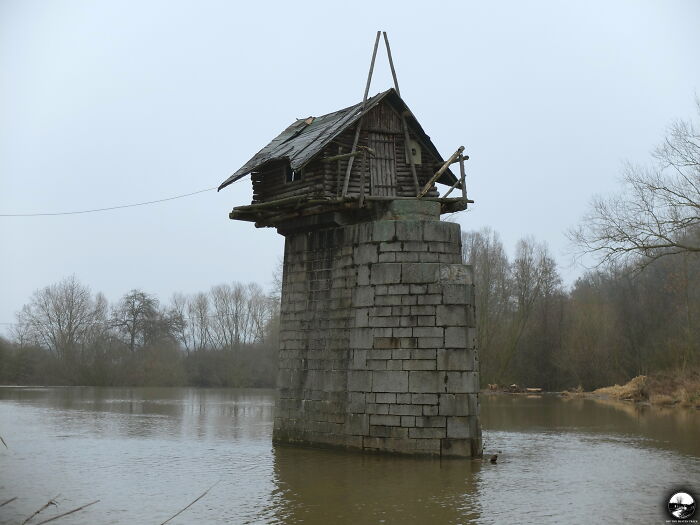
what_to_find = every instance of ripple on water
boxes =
[1,388,699,525]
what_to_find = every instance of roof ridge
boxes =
[217,87,457,192]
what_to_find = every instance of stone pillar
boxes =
[273,201,481,457]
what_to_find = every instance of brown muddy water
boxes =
[0,388,698,524]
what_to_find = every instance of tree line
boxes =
[1,101,698,390]
[469,99,700,390]
[0,277,280,387]
[2,224,696,391]
[462,227,699,390]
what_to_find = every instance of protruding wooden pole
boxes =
[342,31,381,197]
[363,31,382,102]
[383,32,400,97]
[417,146,465,198]
[383,32,420,195]
[335,145,343,196]
[325,150,363,163]
[441,175,462,198]
[402,124,420,195]
[459,153,468,203]
[359,151,367,207]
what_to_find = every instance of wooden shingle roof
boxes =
[218,88,457,191]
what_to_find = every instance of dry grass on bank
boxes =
[592,370,700,408]
[594,375,649,402]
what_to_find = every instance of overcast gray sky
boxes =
[1,0,699,331]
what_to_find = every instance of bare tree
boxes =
[497,238,560,383]
[15,275,103,360]
[169,293,190,354]
[246,282,276,343]
[6,275,285,387]
[462,228,511,383]
[188,292,212,351]
[111,290,158,353]
[561,274,616,388]
[271,256,284,302]
[84,292,110,353]
[570,100,700,267]
[9,315,32,349]
[210,283,247,349]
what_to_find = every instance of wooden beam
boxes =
[432,155,469,169]
[323,146,376,163]
[361,196,470,203]
[459,154,468,202]
[253,201,357,227]
[341,31,381,197]
[233,195,305,211]
[335,145,343,196]
[417,146,465,198]
[382,32,420,195]
[232,195,476,224]
[323,150,362,163]
[359,151,367,207]
[383,32,400,96]
[441,199,470,214]
[401,118,419,195]
[234,196,352,214]
[441,175,462,198]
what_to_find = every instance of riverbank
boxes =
[561,369,700,409]
[3,386,700,524]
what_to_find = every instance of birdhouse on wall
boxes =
[406,139,422,166]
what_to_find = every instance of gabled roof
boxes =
[218,88,457,191]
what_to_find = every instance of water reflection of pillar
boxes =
[265,446,483,524]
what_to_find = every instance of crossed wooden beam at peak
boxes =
[417,146,468,200]
[341,31,469,202]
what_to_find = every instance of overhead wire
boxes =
[0,184,225,325]
[0,183,237,325]
[0,186,218,217]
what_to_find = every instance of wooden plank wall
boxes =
[251,99,442,204]
[251,157,327,204]
[323,101,441,198]
[369,133,397,196]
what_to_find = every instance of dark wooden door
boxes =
[369,132,397,197]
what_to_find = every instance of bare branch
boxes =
[569,103,700,268]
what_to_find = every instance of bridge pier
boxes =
[273,200,482,457]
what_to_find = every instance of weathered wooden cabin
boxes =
[219,88,470,232]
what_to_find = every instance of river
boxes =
[0,387,698,524]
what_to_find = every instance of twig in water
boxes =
[0,496,17,508]
[21,494,60,525]
[158,481,220,525]
[33,500,99,525]
[0,435,8,448]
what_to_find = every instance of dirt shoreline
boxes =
[481,371,700,409]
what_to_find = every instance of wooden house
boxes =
[219,88,469,230]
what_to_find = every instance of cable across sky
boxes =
[0,186,218,217]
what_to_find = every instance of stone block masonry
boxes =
[273,201,482,458]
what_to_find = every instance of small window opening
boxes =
[285,165,303,183]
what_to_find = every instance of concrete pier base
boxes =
[273,201,482,457]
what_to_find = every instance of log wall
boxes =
[324,102,441,198]
[250,99,444,204]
